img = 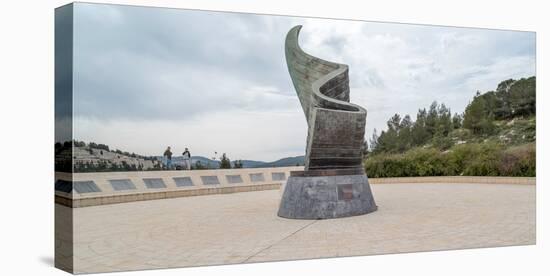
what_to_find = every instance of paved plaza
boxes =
[64,182,535,273]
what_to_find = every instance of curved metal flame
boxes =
[285,25,367,171]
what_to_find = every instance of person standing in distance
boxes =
[163,146,173,170]
[182,147,192,170]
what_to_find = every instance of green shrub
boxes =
[365,147,451,177]
[365,142,535,177]
[406,148,449,176]
[498,143,536,176]
[457,142,502,176]
[365,154,410,178]
[432,134,454,150]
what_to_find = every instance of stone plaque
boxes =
[143,178,167,189]
[109,179,137,191]
[74,181,101,193]
[272,172,286,181]
[173,177,194,187]
[226,175,243,184]
[249,173,265,182]
[337,184,354,201]
[201,176,220,185]
[55,179,72,193]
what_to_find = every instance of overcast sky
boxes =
[71,3,535,161]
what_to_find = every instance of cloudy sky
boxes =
[71,3,535,161]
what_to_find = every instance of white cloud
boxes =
[295,19,535,137]
[71,3,535,160]
[74,109,307,161]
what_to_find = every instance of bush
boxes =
[406,148,450,176]
[498,143,536,176]
[365,147,451,177]
[432,134,454,150]
[452,142,502,176]
[365,142,535,177]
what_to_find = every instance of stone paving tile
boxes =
[247,183,535,263]
[68,183,535,273]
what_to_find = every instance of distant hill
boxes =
[64,145,160,172]
[253,156,305,168]
[169,155,304,168]
[170,155,218,165]
[60,140,306,172]
[238,160,269,168]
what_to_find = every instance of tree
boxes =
[482,91,508,119]
[362,140,369,156]
[376,130,398,153]
[496,79,515,93]
[97,143,109,151]
[452,113,462,129]
[193,160,207,170]
[380,114,401,152]
[411,108,430,146]
[433,132,453,150]
[220,153,231,169]
[109,162,119,171]
[463,94,495,135]
[374,113,419,153]
[387,114,402,132]
[437,103,452,136]
[369,128,379,153]
[425,101,439,136]
[73,140,86,147]
[233,160,243,168]
[397,115,413,152]
[508,77,535,117]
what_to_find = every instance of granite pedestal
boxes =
[278,170,377,219]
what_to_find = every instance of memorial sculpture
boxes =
[278,25,377,219]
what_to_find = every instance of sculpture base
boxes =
[277,171,377,219]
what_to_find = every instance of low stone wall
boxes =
[56,183,282,208]
[55,168,535,208]
[55,167,303,208]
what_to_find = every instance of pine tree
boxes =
[452,113,462,129]
[411,108,430,146]
[463,95,495,135]
[369,128,379,153]
[437,103,452,136]
[220,153,231,169]
[397,115,413,152]
[425,101,439,136]
[233,160,243,168]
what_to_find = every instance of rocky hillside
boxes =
[366,76,536,177]
[55,141,304,172]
